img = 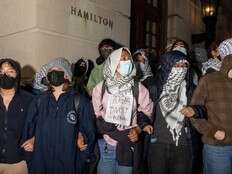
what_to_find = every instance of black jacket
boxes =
[0,90,33,164]
[22,90,95,174]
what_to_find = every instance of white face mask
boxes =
[173,47,187,55]
[118,60,133,77]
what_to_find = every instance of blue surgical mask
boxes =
[118,60,133,77]
[173,47,187,55]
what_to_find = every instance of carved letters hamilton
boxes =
[70,6,113,29]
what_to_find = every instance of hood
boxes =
[159,50,188,85]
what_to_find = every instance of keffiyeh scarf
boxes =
[159,67,187,146]
[202,58,221,75]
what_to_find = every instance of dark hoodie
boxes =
[190,55,232,145]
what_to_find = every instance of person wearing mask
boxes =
[92,47,153,174]
[148,51,200,174]
[133,49,153,88]
[0,58,33,174]
[21,57,95,174]
[201,40,222,75]
[181,38,232,174]
[73,58,94,98]
[87,38,120,96]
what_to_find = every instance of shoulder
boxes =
[200,71,220,83]
[18,90,33,98]
[93,81,104,93]
[92,64,103,73]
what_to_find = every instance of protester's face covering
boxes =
[0,63,17,89]
[47,67,65,87]
[117,50,133,77]
[99,45,114,59]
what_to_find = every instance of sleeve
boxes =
[86,69,97,94]
[137,111,151,129]
[92,83,132,143]
[78,97,96,162]
[223,129,232,144]
[137,83,154,119]
[21,97,40,143]
[190,77,219,137]
[92,82,104,117]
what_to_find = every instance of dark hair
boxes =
[208,40,222,60]
[208,40,222,52]
[171,39,189,51]
[0,58,21,92]
[98,38,117,50]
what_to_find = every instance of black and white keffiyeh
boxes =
[133,49,153,81]
[159,67,188,146]
[103,47,137,127]
[202,58,221,75]
[103,47,136,94]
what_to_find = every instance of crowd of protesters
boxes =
[0,37,232,174]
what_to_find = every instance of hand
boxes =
[21,137,35,152]
[77,132,88,151]
[180,106,195,118]
[214,130,225,140]
[143,125,153,134]
[128,127,141,142]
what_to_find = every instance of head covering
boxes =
[158,51,188,91]
[33,57,72,92]
[103,47,136,94]
[0,58,21,92]
[157,51,189,146]
[73,58,89,78]
[133,49,153,81]
[219,38,232,60]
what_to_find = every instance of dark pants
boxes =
[148,142,192,174]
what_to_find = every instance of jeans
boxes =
[97,139,132,174]
[203,144,232,174]
[148,142,192,174]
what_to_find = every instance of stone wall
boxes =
[0,0,131,79]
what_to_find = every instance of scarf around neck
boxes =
[159,67,188,146]
[133,49,153,81]
[202,58,221,75]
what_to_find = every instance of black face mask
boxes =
[100,47,114,59]
[47,70,65,86]
[0,74,17,89]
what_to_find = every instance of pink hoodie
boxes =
[92,81,154,146]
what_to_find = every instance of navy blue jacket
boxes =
[22,90,95,174]
[0,90,33,164]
